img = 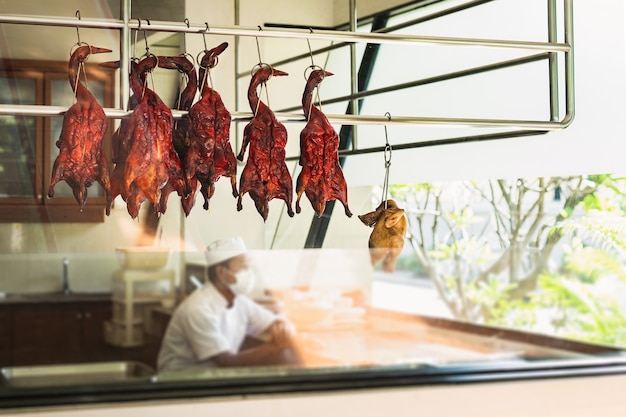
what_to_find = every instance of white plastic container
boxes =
[115,247,170,270]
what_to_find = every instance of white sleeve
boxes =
[241,297,278,337]
[183,306,230,361]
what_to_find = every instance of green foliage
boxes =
[386,174,626,348]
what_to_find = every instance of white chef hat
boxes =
[205,237,248,267]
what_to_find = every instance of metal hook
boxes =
[306,28,315,67]
[182,18,190,53]
[255,25,263,65]
[75,10,81,45]
[381,112,393,209]
[133,18,141,59]
[202,22,209,51]
[143,20,150,55]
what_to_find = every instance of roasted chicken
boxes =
[295,69,352,218]
[48,45,112,214]
[359,199,407,273]
[237,65,294,221]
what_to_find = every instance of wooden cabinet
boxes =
[12,303,84,366]
[0,299,163,369]
[11,301,117,366]
[0,308,13,367]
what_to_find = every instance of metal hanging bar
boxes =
[120,0,131,111]
[0,104,573,130]
[0,0,575,137]
[278,52,551,114]
[0,14,571,52]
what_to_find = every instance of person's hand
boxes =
[268,320,295,349]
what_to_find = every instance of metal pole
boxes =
[0,104,573,130]
[0,13,571,52]
[547,0,559,121]
[563,0,575,124]
[234,0,241,153]
[120,0,131,111]
[349,0,358,151]
[278,53,551,113]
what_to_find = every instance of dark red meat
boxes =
[184,42,235,213]
[237,65,294,221]
[100,60,141,205]
[48,45,112,214]
[123,55,185,219]
[295,69,352,217]
[157,54,198,215]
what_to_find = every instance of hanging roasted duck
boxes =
[48,44,113,214]
[237,65,294,221]
[199,44,238,202]
[359,199,407,273]
[184,42,236,213]
[295,69,352,218]
[156,54,198,215]
[123,54,186,219]
[100,59,141,204]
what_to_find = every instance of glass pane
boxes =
[49,78,105,198]
[0,76,37,198]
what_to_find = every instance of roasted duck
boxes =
[124,55,186,219]
[237,65,294,221]
[185,42,235,212]
[199,45,238,201]
[100,59,141,204]
[359,199,407,273]
[295,69,352,218]
[48,45,113,214]
[156,54,198,215]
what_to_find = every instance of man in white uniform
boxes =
[158,237,295,371]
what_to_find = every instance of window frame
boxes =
[0,59,115,223]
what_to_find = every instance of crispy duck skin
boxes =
[100,60,141,204]
[295,69,352,218]
[237,66,294,221]
[184,42,234,213]
[48,45,112,214]
[123,55,185,219]
[198,45,238,201]
[156,55,198,215]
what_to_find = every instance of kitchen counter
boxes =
[0,292,111,305]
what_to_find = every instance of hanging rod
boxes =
[0,13,570,52]
[286,129,549,161]
[0,104,572,130]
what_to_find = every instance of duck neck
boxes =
[247,73,264,113]
[180,68,197,110]
[302,77,320,119]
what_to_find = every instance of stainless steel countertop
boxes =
[0,292,111,305]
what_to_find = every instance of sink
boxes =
[1,361,155,388]
[0,292,110,304]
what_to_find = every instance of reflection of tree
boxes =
[390,176,596,322]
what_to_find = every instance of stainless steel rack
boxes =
[0,0,574,141]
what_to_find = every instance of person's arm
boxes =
[209,320,295,367]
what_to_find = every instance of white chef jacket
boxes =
[157,281,277,371]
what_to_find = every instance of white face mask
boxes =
[227,268,255,296]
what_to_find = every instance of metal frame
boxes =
[0,0,574,132]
